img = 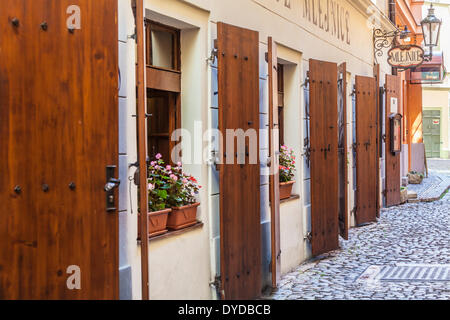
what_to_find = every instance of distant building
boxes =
[422,0,450,159]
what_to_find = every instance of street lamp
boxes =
[421,3,442,60]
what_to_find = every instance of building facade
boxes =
[118,0,400,300]
[1,0,428,300]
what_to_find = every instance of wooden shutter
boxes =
[309,59,339,256]
[217,22,261,300]
[374,64,381,218]
[385,75,402,207]
[267,37,281,288]
[337,63,349,240]
[0,0,118,299]
[355,76,378,225]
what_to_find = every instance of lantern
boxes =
[421,4,442,48]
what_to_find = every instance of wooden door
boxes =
[385,75,401,207]
[217,22,261,300]
[355,76,378,225]
[0,0,118,299]
[309,59,339,256]
[337,63,348,240]
[267,37,281,288]
[423,110,441,158]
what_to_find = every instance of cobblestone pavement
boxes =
[408,159,450,201]
[427,158,450,172]
[268,160,450,300]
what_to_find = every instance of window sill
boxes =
[145,221,204,243]
[280,194,300,205]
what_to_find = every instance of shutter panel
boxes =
[355,76,378,225]
[267,37,281,288]
[338,63,349,240]
[385,75,402,206]
[309,59,339,256]
[374,64,381,218]
[217,22,261,300]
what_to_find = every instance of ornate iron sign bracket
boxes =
[373,28,400,64]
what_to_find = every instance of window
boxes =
[277,64,285,147]
[146,21,180,71]
[144,20,182,164]
[147,89,180,163]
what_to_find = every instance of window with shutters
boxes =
[139,20,203,241]
[144,20,181,164]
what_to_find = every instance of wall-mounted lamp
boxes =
[421,4,442,61]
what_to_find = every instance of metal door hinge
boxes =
[350,85,356,96]
[301,74,310,87]
[302,147,311,168]
[207,48,218,66]
[304,231,312,242]
[382,190,387,197]
[209,275,222,299]
[132,113,152,118]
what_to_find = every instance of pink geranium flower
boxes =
[155,153,162,160]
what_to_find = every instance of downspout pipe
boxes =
[389,0,396,24]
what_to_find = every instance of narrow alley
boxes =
[269,160,450,300]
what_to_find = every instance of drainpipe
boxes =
[388,0,398,75]
[389,0,396,24]
[134,0,150,300]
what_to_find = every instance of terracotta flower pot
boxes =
[138,208,171,239]
[280,181,295,200]
[167,203,200,230]
[408,173,424,185]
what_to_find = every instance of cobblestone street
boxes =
[268,160,450,300]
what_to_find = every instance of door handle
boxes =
[105,165,120,212]
[104,178,121,192]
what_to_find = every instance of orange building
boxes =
[392,0,425,173]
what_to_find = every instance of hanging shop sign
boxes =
[388,45,424,70]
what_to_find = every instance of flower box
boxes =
[138,208,171,239]
[280,181,295,200]
[400,188,408,204]
[167,203,200,230]
[408,172,424,185]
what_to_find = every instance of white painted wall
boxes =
[118,0,395,299]
[118,0,142,300]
